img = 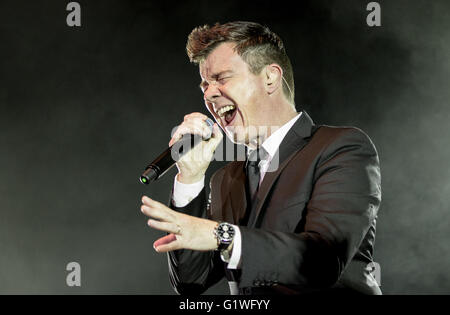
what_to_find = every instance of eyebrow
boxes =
[199,70,233,90]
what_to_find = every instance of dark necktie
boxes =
[246,147,268,203]
[246,149,261,200]
[241,147,268,227]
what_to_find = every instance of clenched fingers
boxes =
[169,122,210,147]
[169,114,214,146]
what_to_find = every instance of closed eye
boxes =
[218,77,230,84]
[199,73,232,92]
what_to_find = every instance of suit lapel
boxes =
[247,111,315,228]
[209,160,247,224]
[228,162,247,224]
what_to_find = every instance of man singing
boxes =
[140,21,382,295]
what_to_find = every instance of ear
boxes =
[263,64,283,95]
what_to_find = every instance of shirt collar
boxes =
[248,112,302,161]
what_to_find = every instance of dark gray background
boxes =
[0,0,449,294]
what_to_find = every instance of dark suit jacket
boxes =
[167,111,382,295]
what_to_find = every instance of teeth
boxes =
[217,105,235,118]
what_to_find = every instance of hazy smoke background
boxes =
[0,0,449,294]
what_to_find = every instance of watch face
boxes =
[217,223,234,243]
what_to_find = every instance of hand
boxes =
[169,113,223,184]
[140,195,219,252]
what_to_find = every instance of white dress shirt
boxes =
[172,112,302,269]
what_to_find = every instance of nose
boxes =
[203,83,221,103]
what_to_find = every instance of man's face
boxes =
[199,42,269,146]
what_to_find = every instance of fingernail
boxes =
[142,196,151,202]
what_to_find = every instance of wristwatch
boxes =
[214,222,235,251]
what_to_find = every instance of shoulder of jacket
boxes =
[314,125,374,145]
[313,125,378,160]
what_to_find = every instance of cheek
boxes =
[232,78,261,107]
[242,83,264,116]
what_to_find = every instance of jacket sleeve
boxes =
[166,186,225,295]
[238,128,381,289]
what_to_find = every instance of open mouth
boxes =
[217,105,237,125]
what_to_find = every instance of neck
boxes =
[247,101,298,150]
